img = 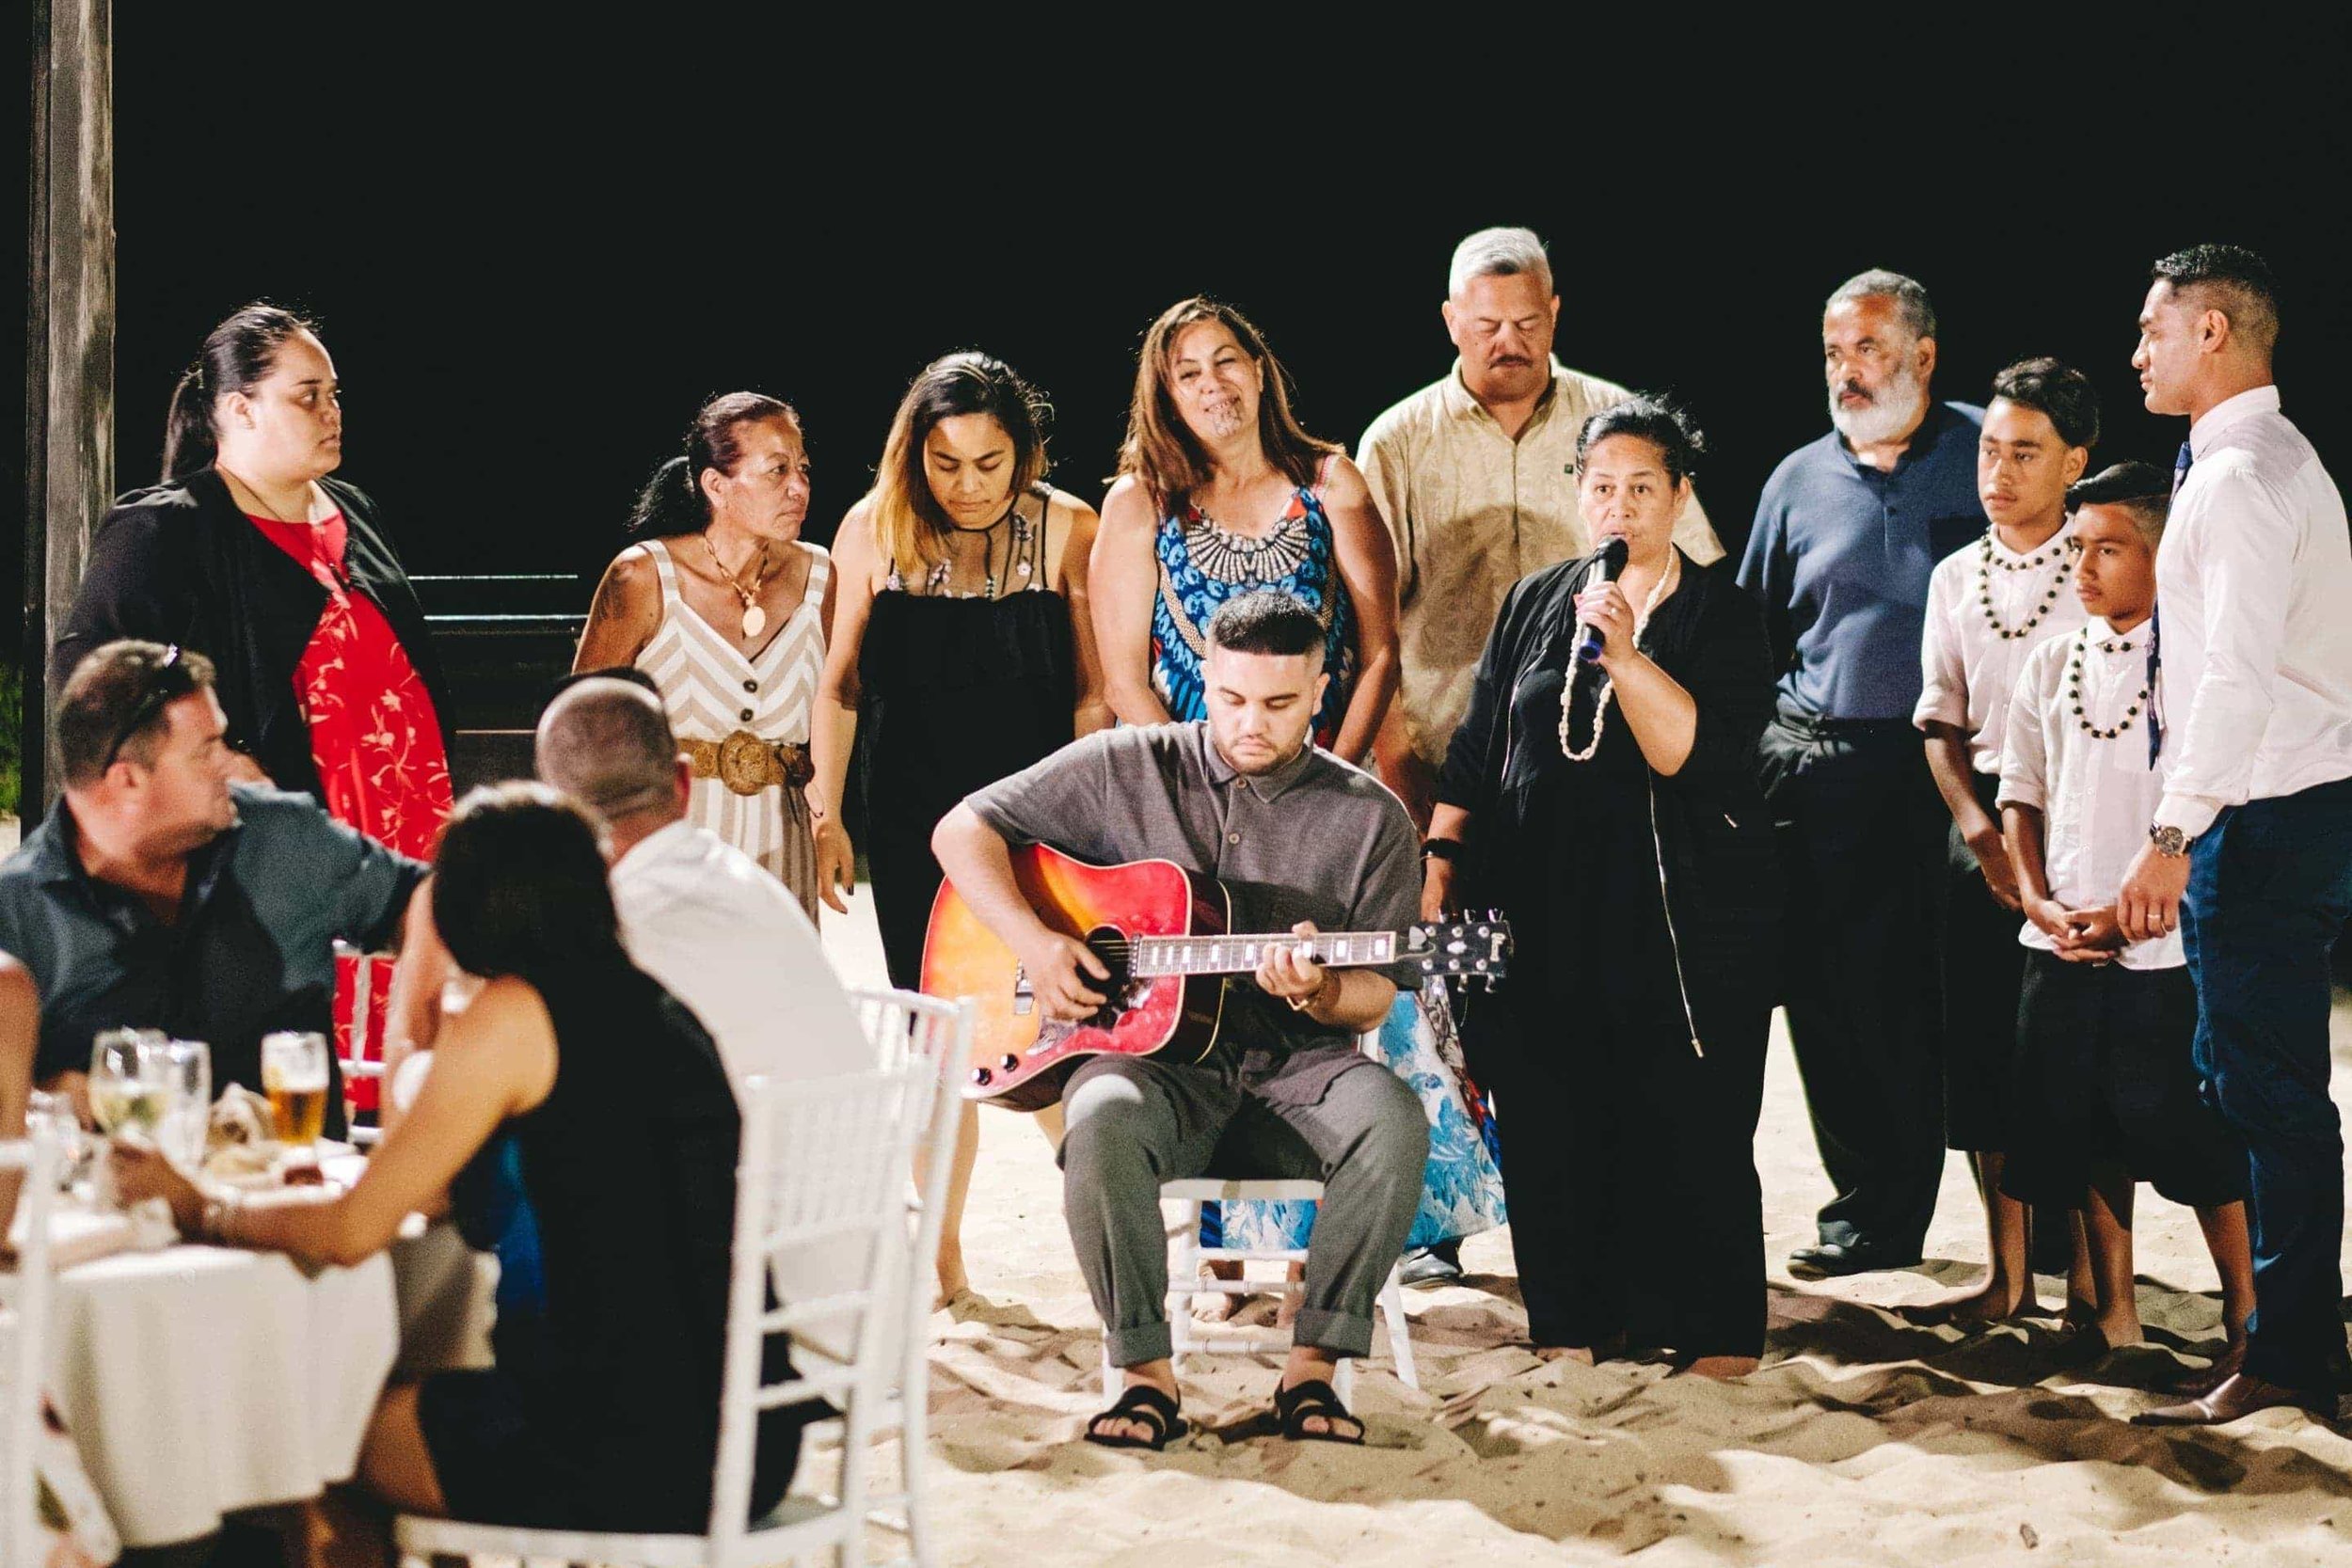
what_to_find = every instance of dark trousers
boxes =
[2185,775,2352,1391]
[1758,712,1947,1253]
[1940,770,2028,1152]
[1486,996,1770,1357]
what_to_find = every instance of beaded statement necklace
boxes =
[1977,529,2073,641]
[1557,552,1680,763]
[2065,625,2150,741]
[917,499,1034,599]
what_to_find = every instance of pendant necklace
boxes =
[701,531,772,639]
[227,469,347,590]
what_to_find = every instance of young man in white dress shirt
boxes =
[1994,465,2251,1385]
[2114,245,2352,1425]
[1911,359,2097,1326]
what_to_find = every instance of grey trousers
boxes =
[1059,1053,1429,1367]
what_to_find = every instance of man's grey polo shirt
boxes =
[0,783,424,1106]
[962,722,1421,1106]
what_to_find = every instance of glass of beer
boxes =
[262,1031,331,1150]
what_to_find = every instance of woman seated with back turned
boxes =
[114,783,804,1555]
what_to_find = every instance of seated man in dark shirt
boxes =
[933,593,1429,1449]
[0,641,424,1129]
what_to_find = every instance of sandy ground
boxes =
[815,885,2352,1568]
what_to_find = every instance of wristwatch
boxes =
[2148,822,2191,858]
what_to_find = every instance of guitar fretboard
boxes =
[1126,932,1396,978]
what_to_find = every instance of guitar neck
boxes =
[1127,931,1400,979]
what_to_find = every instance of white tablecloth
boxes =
[46,1243,398,1548]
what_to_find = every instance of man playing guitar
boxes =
[933,592,1429,1449]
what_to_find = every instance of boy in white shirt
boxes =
[1911,358,2095,1323]
[1996,463,2251,1382]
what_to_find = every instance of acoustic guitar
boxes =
[921,843,1513,1110]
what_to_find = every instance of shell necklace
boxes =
[1558,550,1679,763]
[701,531,772,639]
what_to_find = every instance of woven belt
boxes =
[682,731,813,796]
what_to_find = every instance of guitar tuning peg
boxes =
[1486,909,1501,922]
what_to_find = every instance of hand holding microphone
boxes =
[1571,536,1633,665]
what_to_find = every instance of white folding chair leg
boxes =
[1377,1262,1419,1390]
[901,1294,936,1568]
[1104,1195,1200,1403]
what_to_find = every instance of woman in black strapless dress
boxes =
[813,352,1110,1303]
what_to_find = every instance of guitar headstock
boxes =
[1406,911,1514,990]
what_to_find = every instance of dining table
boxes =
[36,1150,494,1551]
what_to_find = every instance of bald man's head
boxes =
[534,677,684,826]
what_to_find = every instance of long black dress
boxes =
[419,957,804,1530]
[857,486,1076,989]
[1439,547,1781,1358]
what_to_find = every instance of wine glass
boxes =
[87,1027,168,1139]
[24,1090,88,1192]
[262,1031,331,1154]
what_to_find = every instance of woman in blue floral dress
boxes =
[1092,296,1504,1291]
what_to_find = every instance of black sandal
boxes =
[1085,1384,1189,1450]
[1272,1378,1366,1445]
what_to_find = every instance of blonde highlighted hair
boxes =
[1116,297,1338,508]
[868,352,1051,581]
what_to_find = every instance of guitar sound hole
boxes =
[1083,926,1134,1027]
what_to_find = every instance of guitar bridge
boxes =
[1011,963,1034,1017]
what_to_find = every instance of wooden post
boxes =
[22,0,115,817]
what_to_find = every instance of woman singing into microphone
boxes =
[1424,396,1781,1376]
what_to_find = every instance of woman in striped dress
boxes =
[576,392,834,917]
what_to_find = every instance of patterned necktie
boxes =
[2149,439,2194,768]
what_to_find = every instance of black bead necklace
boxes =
[2065,626,2149,740]
[1976,530,2073,642]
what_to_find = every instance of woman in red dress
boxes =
[57,304,456,1102]
[58,303,454,852]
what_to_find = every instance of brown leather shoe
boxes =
[2153,1340,2246,1400]
[2132,1370,2332,1426]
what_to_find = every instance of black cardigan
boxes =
[52,469,453,800]
[1438,547,1785,1033]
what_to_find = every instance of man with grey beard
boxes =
[1739,270,1986,1278]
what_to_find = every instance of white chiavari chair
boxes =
[396,1060,929,1568]
[1099,1030,1421,1406]
[835,987,970,1568]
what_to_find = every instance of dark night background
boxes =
[9,17,2352,669]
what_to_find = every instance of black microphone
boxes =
[1571,536,1630,665]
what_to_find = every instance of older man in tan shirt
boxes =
[1359,227,1723,824]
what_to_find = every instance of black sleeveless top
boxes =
[494,958,803,1529]
[855,485,1077,985]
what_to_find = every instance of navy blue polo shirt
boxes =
[1738,401,1987,721]
[0,783,424,1111]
